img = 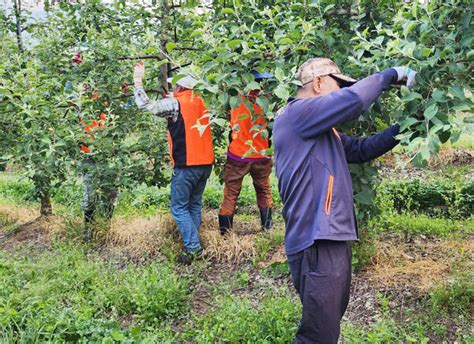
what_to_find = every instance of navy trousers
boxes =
[288,240,352,344]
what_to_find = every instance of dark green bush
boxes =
[380,179,473,219]
[458,182,474,218]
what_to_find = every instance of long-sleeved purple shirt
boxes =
[274,68,400,255]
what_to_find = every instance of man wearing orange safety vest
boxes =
[133,61,214,264]
[219,71,273,235]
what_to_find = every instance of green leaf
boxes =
[229,96,241,109]
[279,38,293,44]
[256,96,270,112]
[448,86,465,100]
[399,117,419,131]
[221,8,234,15]
[171,74,187,86]
[110,330,125,341]
[165,42,177,52]
[323,4,335,14]
[274,67,285,82]
[274,84,289,100]
[422,47,432,57]
[401,91,423,102]
[227,39,242,49]
[212,118,227,127]
[423,104,438,120]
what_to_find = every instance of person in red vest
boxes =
[133,61,214,264]
[219,71,273,235]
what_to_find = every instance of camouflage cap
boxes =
[296,58,357,86]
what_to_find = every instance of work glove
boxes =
[392,66,417,88]
[133,61,145,88]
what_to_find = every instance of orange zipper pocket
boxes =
[325,175,334,215]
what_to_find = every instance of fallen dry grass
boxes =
[380,148,473,170]
[0,203,66,250]
[0,203,38,227]
[108,211,269,263]
[107,214,180,258]
[429,148,474,168]
[368,237,473,292]
[0,202,277,263]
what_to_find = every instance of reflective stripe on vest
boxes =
[168,90,214,167]
[229,98,269,159]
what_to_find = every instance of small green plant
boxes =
[430,273,473,317]
[184,291,300,343]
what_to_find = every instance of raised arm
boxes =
[290,68,398,139]
[134,88,179,121]
[339,124,400,163]
[133,61,179,121]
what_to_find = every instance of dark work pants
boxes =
[288,240,352,344]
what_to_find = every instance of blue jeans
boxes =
[170,165,212,253]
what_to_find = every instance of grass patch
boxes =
[183,291,300,343]
[374,213,473,238]
[0,244,190,342]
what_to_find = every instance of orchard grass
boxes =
[0,243,190,343]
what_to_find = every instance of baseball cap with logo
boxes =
[296,58,357,88]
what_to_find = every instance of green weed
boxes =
[184,291,300,343]
[0,244,190,342]
[374,213,473,238]
[430,273,473,317]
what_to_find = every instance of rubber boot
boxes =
[259,208,273,231]
[218,215,233,235]
[83,208,95,242]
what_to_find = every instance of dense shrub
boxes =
[379,179,474,218]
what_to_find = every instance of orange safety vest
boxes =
[168,90,214,167]
[229,98,270,159]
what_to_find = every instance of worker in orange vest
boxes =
[133,61,214,264]
[219,71,273,235]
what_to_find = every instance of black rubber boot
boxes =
[177,249,202,265]
[259,208,273,231]
[218,215,233,235]
[83,208,95,242]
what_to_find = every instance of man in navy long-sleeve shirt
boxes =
[273,58,416,343]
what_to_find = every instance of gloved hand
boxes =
[392,66,417,88]
[133,61,145,88]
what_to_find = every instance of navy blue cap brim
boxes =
[252,72,273,79]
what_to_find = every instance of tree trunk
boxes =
[13,0,24,53]
[40,190,53,217]
[159,0,170,93]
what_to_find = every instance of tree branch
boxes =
[117,55,162,60]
